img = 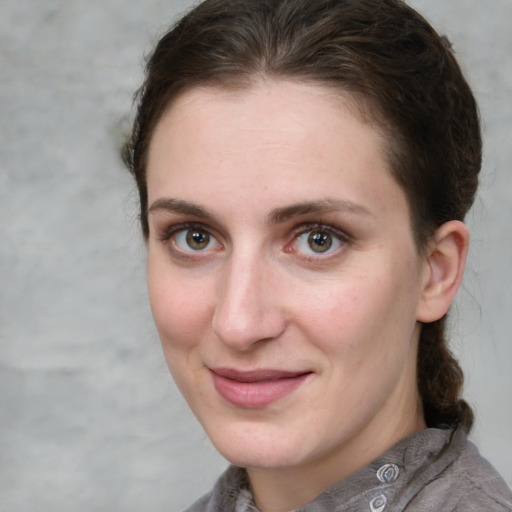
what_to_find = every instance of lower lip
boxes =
[211,372,311,408]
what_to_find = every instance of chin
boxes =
[221,446,304,470]
[204,419,317,469]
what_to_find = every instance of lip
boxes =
[210,368,312,408]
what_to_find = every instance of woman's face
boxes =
[146,81,429,476]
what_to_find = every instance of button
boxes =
[376,463,400,483]
[369,494,387,512]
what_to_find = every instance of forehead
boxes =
[148,81,385,173]
[153,80,377,138]
[146,80,408,225]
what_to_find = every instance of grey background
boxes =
[0,0,511,510]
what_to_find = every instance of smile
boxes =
[210,368,312,408]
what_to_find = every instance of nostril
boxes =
[212,307,287,350]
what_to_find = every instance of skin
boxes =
[145,80,468,512]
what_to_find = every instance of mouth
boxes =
[209,367,312,408]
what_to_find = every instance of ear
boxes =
[416,220,469,323]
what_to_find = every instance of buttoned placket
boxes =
[368,463,400,512]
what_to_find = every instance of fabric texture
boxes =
[182,428,512,511]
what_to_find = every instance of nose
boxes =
[212,252,287,351]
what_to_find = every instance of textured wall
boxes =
[0,0,510,510]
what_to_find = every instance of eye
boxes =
[293,227,345,256]
[174,227,220,253]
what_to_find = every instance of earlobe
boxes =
[416,220,469,323]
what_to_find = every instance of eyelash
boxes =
[287,223,351,259]
[158,221,350,260]
[159,222,221,247]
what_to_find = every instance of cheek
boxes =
[296,269,417,360]
[147,260,214,351]
[296,277,376,337]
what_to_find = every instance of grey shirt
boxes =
[183,428,512,511]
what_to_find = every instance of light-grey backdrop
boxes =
[1,1,511,510]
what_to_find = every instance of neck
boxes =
[247,393,426,512]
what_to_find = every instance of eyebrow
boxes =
[148,197,372,223]
[267,198,372,225]
[148,198,214,219]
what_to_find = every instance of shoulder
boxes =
[448,437,512,511]
[181,466,249,512]
[405,429,512,511]
[451,486,512,511]
[181,491,212,512]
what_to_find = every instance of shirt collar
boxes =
[213,428,459,512]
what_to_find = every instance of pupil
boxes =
[186,229,210,249]
[308,231,332,253]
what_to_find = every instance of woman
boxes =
[123,0,512,510]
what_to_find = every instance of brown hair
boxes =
[123,0,481,432]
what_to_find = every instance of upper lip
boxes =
[209,367,312,383]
